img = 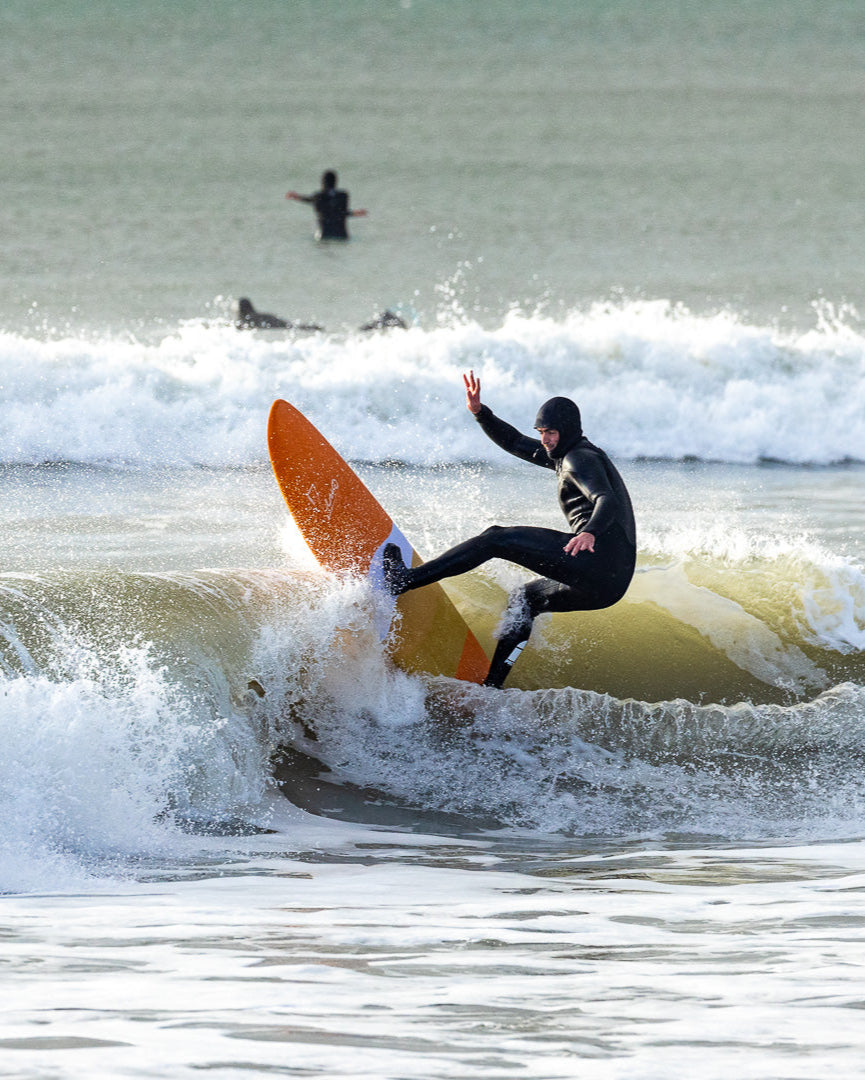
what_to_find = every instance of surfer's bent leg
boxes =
[384,524,636,688]
[485,569,628,688]
[483,577,598,688]
[483,586,536,688]
[483,529,637,687]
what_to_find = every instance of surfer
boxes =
[383,371,636,688]
[234,298,322,332]
[359,309,408,332]
[285,170,368,240]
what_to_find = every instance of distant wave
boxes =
[2,300,864,466]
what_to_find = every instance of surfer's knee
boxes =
[521,578,559,619]
[478,524,504,548]
[497,586,536,643]
[478,524,523,559]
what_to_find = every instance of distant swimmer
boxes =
[359,309,408,332]
[235,297,322,332]
[382,371,637,688]
[285,170,368,240]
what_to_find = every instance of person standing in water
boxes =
[384,371,636,688]
[285,170,368,240]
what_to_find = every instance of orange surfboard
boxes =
[267,399,489,682]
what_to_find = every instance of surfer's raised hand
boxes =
[463,370,482,414]
[564,531,595,556]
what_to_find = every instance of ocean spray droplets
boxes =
[0,634,270,891]
[240,570,865,841]
[280,665,865,841]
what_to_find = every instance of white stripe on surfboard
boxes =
[368,524,413,640]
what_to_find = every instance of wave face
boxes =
[3,300,865,467]
[250,566,865,844]
[0,544,863,891]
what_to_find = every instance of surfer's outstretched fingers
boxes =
[463,370,481,414]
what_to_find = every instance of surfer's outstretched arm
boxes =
[464,372,550,467]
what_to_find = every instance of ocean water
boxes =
[4,2,865,1077]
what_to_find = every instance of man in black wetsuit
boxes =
[285,170,368,240]
[234,297,323,332]
[384,371,636,688]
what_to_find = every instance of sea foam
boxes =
[2,300,864,467]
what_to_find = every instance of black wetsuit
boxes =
[385,397,636,687]
[235,298,288,329]
[298,188,354,240]
[235,297,322,333]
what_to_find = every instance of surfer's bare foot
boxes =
[382,543,411,595]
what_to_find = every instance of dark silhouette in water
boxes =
[359,309,408,332]
[235,298,322,332]
[285,170,368,240]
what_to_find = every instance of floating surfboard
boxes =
[267,399,490,682]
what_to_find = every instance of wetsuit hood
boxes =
[534,397,583,459]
